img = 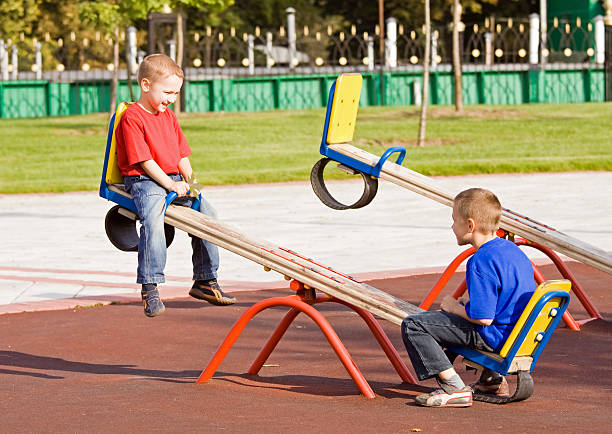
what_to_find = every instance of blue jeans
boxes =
[401,310,494,381]
[124,174,219,285]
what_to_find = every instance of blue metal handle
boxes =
[372,146,406,178]
[164,191,202,215]
[192,193,202,211]
[165,192,178,209]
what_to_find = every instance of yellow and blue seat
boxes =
[311,73,407,210]
[448,279,572,403]
[99,102,198,252]
[100,103,135,210]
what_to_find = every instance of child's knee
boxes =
[199,199,218,219]
[142,214,165,237]
[402,315,420,337]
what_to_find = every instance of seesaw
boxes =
[310,73,612,276]
[310,73,607,328]
[101,99,573,401]
[100,102,421,398]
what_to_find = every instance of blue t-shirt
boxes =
[465,237,536,351]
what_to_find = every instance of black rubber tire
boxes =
[472,371,534,404]
[104,205,175,252]
[310,158,378,210]
[511,370,534,401]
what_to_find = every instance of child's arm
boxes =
[177,157,193,182]
[140,159,189,196]
[440,295,493,326]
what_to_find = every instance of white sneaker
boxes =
[415,386,473,407]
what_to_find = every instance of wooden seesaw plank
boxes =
[108,184,422,324]
[164,205,422,325]
[328,143,612,275]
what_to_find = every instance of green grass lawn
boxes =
[1,103,611,194]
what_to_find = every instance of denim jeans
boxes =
[124,174,219,284]
[401,310,493,381]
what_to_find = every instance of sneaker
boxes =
[470,377,510,397]
[141,287,165,317]
[189,280,236,306]
[415,386,473,408]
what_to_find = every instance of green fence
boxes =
[0,66,605,119]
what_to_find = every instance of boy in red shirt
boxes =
[116,53,235,317]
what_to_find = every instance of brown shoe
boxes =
[470,377,510,397]
[189,280,236,306]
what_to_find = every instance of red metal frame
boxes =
[197,287,416,399]
[419,233,602,331]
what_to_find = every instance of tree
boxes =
[0,1,40,38]
[165,0,233,113]
[80,1,232,114]
[452,0,463,113]
[417,0,431,147]
[321,0,530,30]
[0,1,86,71]
[208,0,322,29]
[80,1,165,113]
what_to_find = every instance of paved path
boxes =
[1,171,611,312]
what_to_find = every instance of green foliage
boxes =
[0,0,540,41]
[318,0,530,30]
[185,0,536,39]
[1,103,611,194]
[0,0,538,55]
[172,0,234,8]
[0,0,40,38]
[78,1,167,34]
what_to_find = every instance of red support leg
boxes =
[516,239,602,322]
[420,248,475,310]
[250,295,416,385]
[198,294,377,398]
[451,278,467,299]
[329,297,417,384]
[248,307,300,375]
[197,296,293,384]
[419,239,594,332]
[531,261,580,331]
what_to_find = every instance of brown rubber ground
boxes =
[1,262,611,432]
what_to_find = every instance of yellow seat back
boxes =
[326,73,362,145]
[104,102,131,185]
[499,280,571,358]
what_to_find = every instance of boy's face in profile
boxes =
[139,73,183,114]
[451,203,472,246]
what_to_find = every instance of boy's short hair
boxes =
[454,188,502,234]
[137,53,184,83]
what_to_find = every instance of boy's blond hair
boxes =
[137,53,184,83]
[454,188,502,234]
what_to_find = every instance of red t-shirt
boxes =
[116,103,191,176]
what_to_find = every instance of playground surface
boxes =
[1,172,611,431]
[1,262,611,432]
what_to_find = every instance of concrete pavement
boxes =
[1,171,611,313]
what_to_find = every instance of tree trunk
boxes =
[378,0,385,105]
[175,7,184,115]
[126,37,135,102]
[109,27,120,115]
[452,0,463,113]
[417,0,431,147]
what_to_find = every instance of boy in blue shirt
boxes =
[402,188,535,407]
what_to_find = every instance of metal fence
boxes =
[1,66,603,119]
[0,12,608,118]
[1,13,606,81]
